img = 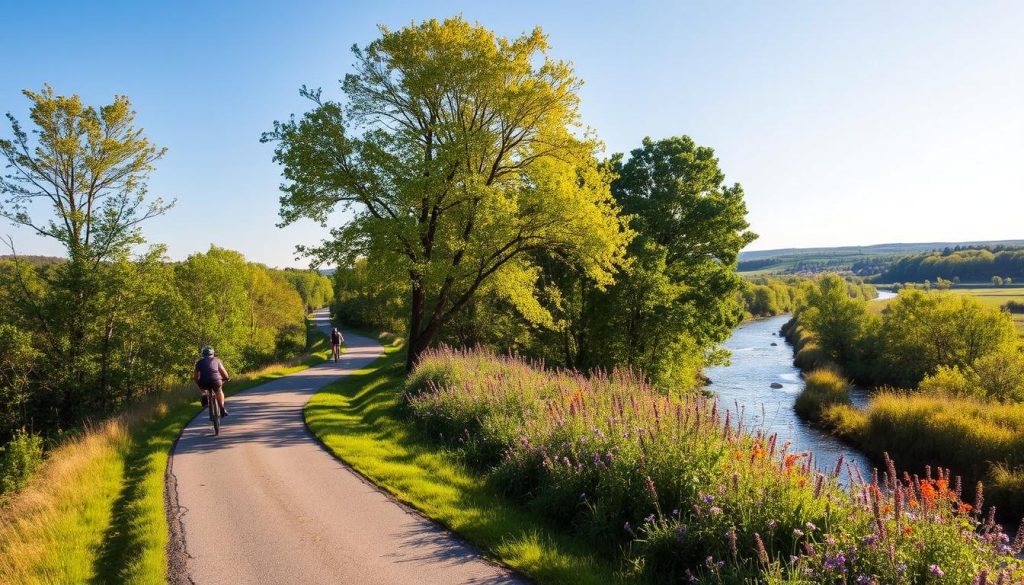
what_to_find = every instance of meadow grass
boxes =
[0,327,332,584]
[404,348,1023,583]
[304,341,622,585]
[951,286,1024,335]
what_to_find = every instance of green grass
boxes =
[304,343,622,585]
[951,286,1024,335]
[866,286,1024,335]
[0,326,332,584]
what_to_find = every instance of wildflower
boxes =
[703,494,715,504]
[805,522,817,532]
[767,519,778,530]
[861,534,877,547]
[675,524,688,543]
[671,509,679,517]
[793,528,804,537]
[709,506,722,516]
[824,535,835,546]
[644,513,656,525]
[822,551,846,572]
[929,564,945,577]
[726,528,738,558]
[856,575,873,585]
[644,476,659,502]
[897,563,907,574]
[754,532,769,565]
[902,526,913,537]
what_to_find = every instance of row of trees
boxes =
[739,276,875,318]
[796,275,1023,396]
[0,87,327,451]
[271,18,757,391]
[879,246,1024,283]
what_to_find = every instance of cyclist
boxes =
[330,327,344,363]
[194,346,231,417]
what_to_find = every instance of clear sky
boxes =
[2,1,1022,267]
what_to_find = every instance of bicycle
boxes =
[201,382,229,435]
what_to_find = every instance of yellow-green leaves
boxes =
[0,85,169,263]
[266,17,631,366]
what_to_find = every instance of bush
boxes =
[0,430,44,495]
[406,348,1024,582]
[793,368,851,422]
[817,403,868,439]
[1004,300,1024,314]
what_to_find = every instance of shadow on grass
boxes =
[304,348,627,585]
[90,322,333,583]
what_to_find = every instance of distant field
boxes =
[952,286,1024,335]
[868,286,1024,336]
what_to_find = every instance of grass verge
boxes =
[304,342,623,585]
[0,328,331,584]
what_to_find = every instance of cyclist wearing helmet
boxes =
[194,346,231,416]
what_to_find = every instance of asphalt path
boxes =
[167,309,523,584]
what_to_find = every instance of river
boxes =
[704,290,896,480]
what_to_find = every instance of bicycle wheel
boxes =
[209,395,220,436]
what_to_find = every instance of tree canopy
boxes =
[264,17,631,369]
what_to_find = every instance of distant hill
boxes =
[739,240,1024,262]
[738,240,1024,276]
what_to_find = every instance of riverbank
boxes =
[404,347,1023,582]
[704,315,873,478]
[781,290,1024,522]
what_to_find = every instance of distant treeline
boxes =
[0,248,332,463]
[739,275,875,318]
[878,246,1024,283]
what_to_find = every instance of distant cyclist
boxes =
[195,346,231,416]
[330,327,344,363]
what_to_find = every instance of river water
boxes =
[704,290,896,480]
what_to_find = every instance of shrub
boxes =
[406,348,1024,582]
[793,368,850,422]
[1004,300,1024,314]
[817,403,868,439]
[793,342,830,371]
[0,430,44,495]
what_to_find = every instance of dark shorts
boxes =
[198,381,223,392]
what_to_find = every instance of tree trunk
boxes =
[406,281,426,373]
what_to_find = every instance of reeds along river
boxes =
[703,290,897,482]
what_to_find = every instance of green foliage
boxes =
[0,328,331,584]
[792,368,851,422]
[281,269,334,310]
[264,17,631,370]
[879,245,1024,283]
[407,348,1024,583]
[739,277,806,317]
[0,429,43,494]
[546,136,756,391]
[797,274,874,370]
[876,290,1018,388]
[331,258,408,334]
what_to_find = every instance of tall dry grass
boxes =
[0,329,331,583]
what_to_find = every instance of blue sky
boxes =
[2,1,1022,267]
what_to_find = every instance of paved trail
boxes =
[168,309,522,584]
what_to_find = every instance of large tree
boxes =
[566,137,756,390]
[264,18,631,370]
[0,87,173,421]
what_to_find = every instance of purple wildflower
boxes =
[929,564,945,577]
